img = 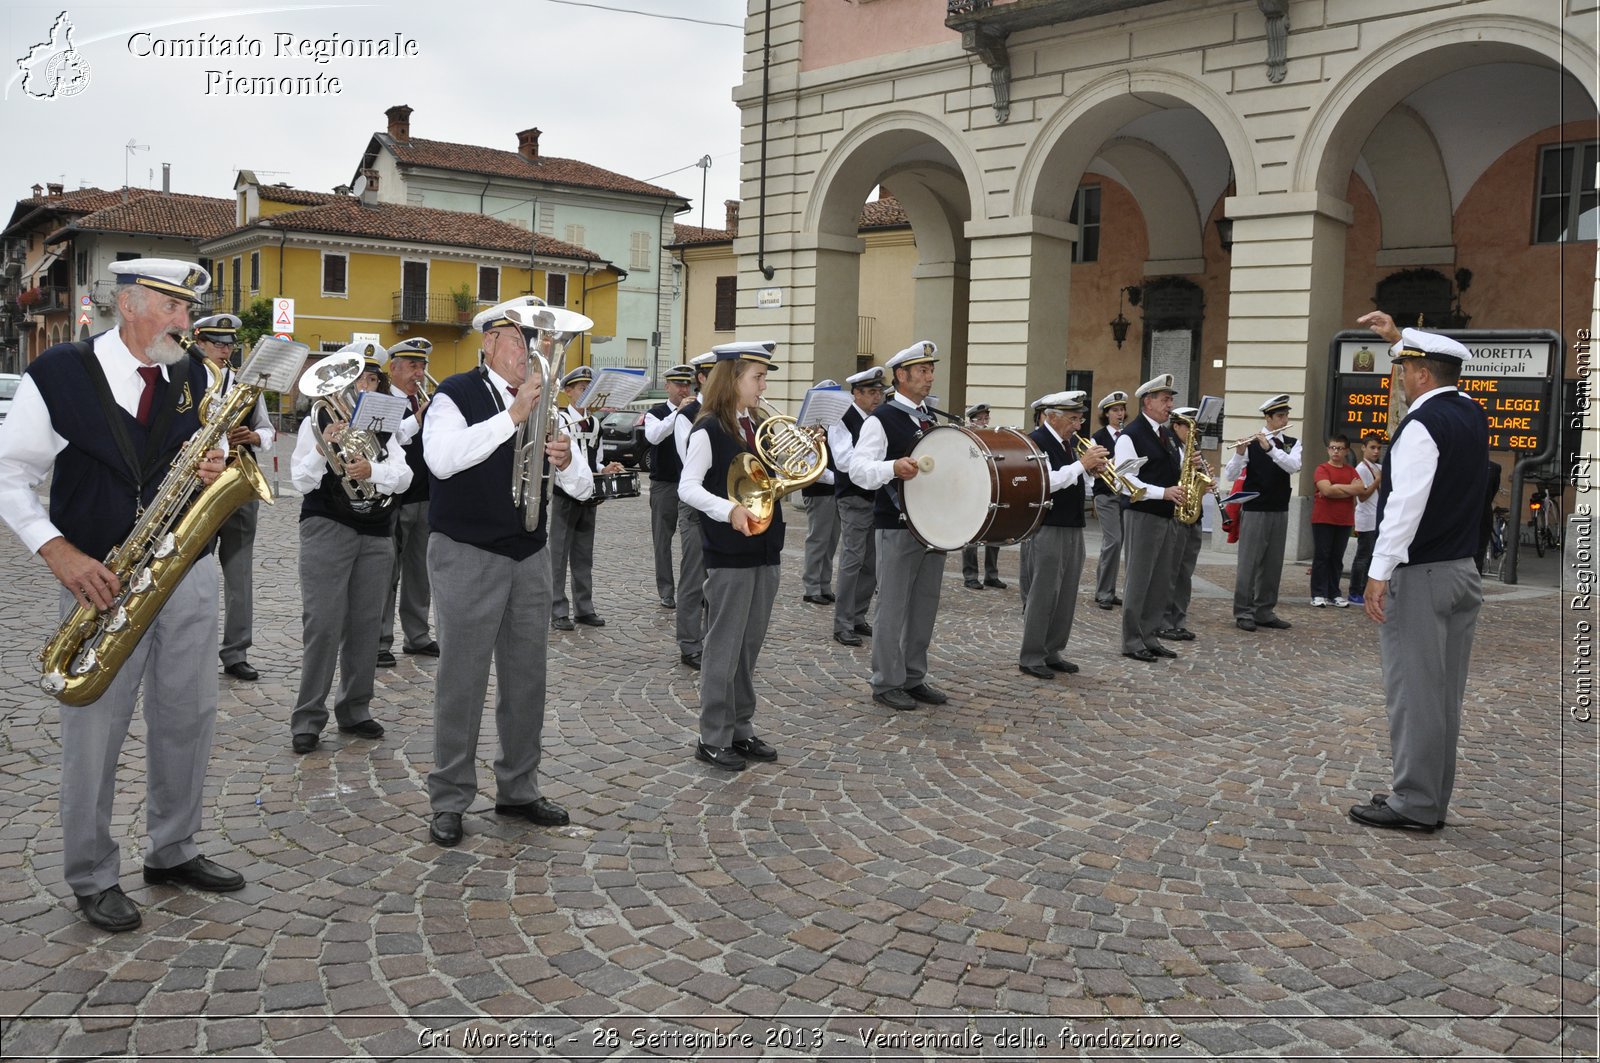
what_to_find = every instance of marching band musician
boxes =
[1091,390,1129,610]
[288,342,412,755]
[1114,374,1189,663]
[678,341,786,771]
[1224,394,1301,632]
[420,302,593,847]
[1017,391,1108,680]
[193,313,275,682]
[828,366,884,648]
[799,378,841,606]
[549,366,622,631]
[377,338,439,665]
[643,364,696,609]
[849,341,951,712]
[0,259,244,930]
[672,352,718,669]
[1158,408,1204,642]
[960,403,1005,591]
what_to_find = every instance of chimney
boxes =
[516,127,541,162]
[724,200,740,233]
[385,104,412,141]
[30,184,42,199]
[46,182,63,198]
[359,168,380,206]
[162,163,171,194]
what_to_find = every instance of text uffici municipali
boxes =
[127,32,420,95]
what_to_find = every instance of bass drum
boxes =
[900,425,1051,551]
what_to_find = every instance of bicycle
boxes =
[1488,504,1510,574]
[1529,482,1561,557]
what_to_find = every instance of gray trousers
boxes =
[676,501,707,655]
[379,500,432,652]
[650,480,678,600]
[801,493,840,596]
[549,494,597,619]
[427,533,553,812]
[1094,493,1125,603]
[1019,526,1084,668]
[962,543,1000,582]
[1163,521,1203,629]
[1379,559,1481,824]
[699,564,779,746]
[832,496,876,636]
[871,529,946,693]
[1121,510,1180,654]
[59,555,219,894]
[217,499,258,666]
[1234,508,1288,622]
[290,517,390,737]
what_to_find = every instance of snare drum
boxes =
[900,426,1050,551]
[593,470,640,501]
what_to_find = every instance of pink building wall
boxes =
[801,0,952,71]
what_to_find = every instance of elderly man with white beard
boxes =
[0,259,245,932]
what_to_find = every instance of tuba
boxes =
[727,398,829,535]
[39,337,308,705]
[1172,413,1215,525]
[297,352,390,509]
[510,304,594,532]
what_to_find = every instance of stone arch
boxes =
[1363,106,1453,258]
[802,111,985,239]
[1297,15,1600,199]
[1095,137,1203,270]
[1015,68,1258,222]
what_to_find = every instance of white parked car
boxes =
[0,373,20,426]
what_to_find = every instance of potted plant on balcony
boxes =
[17,286,43,309]
[451,283,474,324]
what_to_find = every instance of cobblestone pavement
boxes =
[0,488,1592,1061]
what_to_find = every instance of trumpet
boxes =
[297,352,391,510]
[1072,433,1147,504]
[510,304,594,532]
[415,370,440,411]
[728,398,829,535]
[1227,423,1294,450]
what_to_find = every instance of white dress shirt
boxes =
[1042,421,1090,493]
[848,394,928,491]
[421,366,593,500]
[1368,387,1451,582]
[643,400,681,445]
[679,408,759,524]
[220,366,276,453]
[1222,428,1303,482]
[1354,460,1380,533]
[673,391,704,464]
[290,412,412,496]
[826,402,872,483]
[1113,413,1179,502]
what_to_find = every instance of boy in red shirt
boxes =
[1310,435,1373,607]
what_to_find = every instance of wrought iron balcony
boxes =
[392,291,478,327]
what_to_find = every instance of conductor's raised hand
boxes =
[1357,310,1401,344]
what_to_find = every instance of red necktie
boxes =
[409,394,419,415]
[507,386,518,397]
[135,366,162,425]
[740,415,757,451]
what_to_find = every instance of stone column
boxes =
[911,259,970,413]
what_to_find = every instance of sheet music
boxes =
[577,368,647,410]
[350,392,409,436]
[795,384,851,428]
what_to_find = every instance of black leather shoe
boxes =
[1046,660,1079,674]
[964,579,983,590]
[292,733,319,754]
[1348,800,1435,833]
[803,594,828,605]
[495,797,570,826]
[1258,618,1292,630]
[575,614,606,627]
[1372,793,1446,829]
[404,641,440,656]
[1148,645,1178,659]
[1111,596,1123,606]
[143,855,245,892]
[904,683,948,705]
[338,719,385,739]
[680,652,702,670]
[833,630,863,647]
[660,596,676,609]
[375,650,397,667]
[1235,618,1258,631]
[853,622,873,637]
[1123,649,1157,663]
[76,885,140,932]
[1170,628,1196,641]
[820,592,836,603]
[1156,628,1185,641]
[429,812,463,847]
[984,577,1007,589]
[552,616,575,631]
[1097,600,1115,610]
[872,689,918,711]
[732,736,778,761]
[1019,663,1055,680]
[695,743,747,771]
[223,661,259,681]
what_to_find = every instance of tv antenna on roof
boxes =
[123,140,147,202]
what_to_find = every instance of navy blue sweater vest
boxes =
[1124,416,1179,520]
[696,417,784,568]
[1242,434,1295,512]
[1376,390,1488,566]
[833,407,874,501]
[648,402,684,484]
[427,370,551,561]
[871,403,927,530]
[398,396,429,506]
[29,339,212,562]
[1032,426,1086,528]
[1090,426,1120,499]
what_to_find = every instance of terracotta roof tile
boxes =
[379,134,683,200]
[21,187,152,212]
[670,223,735,246]
[859,195,908,229]
[48,192,236,242]
[259,184,339,206]
[243,198,602,261]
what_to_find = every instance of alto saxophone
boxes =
[38,347,292,705]
[1172,413,1214,525]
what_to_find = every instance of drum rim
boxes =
[901,424,1050,550]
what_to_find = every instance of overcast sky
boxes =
[0,0,747,225]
